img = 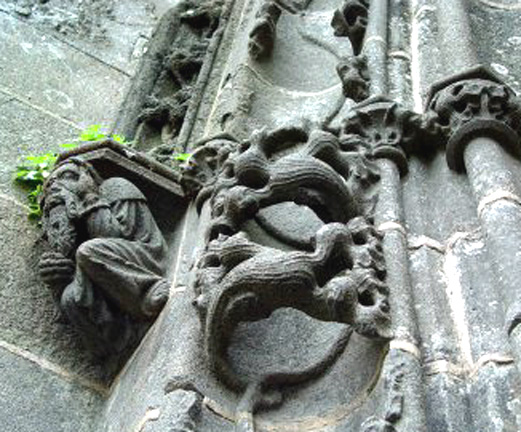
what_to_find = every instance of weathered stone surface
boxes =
[1,0,178,74]
[469,1,521,95]
[0,346,103,432]
[0,14,128,125]
[4,0,521,431]
[0,198,106,382]
[0,98,78,201]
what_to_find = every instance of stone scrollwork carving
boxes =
[194,218,390,389]
[331,0,370,56]
[184,124,391,428]
[200,127,381,242]
[427,67,521,171]
[39,158,170,357]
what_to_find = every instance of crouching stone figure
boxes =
[39,158,169,357]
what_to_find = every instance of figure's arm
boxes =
[80,178,149,239]
[80,195,124,238]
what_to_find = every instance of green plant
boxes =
[79,124,127,144]
[173,152,193,162]
[15,125,127,221]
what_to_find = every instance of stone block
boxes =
[0,346,103,432]
[0,98,79,202]
[0,14,129,125]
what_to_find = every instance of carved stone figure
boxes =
[248,1,282,61]
[198,127,381,242]
[183,125,390,430]
[331,0,370,56]
[39,158,170,357]
[194,218,390,389]
[337,55,370,102]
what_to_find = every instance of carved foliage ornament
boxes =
[183,125,391,423]
[427,68,521,171]
[342,96,435,175]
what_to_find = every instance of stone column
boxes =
[429,72,521,342]
[341,1,428,430]
[429,0,521,374]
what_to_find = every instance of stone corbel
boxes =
[39,139,186,359]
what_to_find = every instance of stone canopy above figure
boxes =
[38,158,170,358]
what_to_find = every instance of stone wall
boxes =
[3,1,521,431]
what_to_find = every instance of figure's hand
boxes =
[39,251,75,287]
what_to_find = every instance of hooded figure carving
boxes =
[39,158,169,357]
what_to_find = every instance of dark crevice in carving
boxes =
[39,158,170,363]
[331,0,370,56]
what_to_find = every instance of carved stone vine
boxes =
[133,0,224,162]
[331,0,370,56]
[182,124,392,429]
[427,67,521,171]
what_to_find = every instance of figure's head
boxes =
[42,158,102,210]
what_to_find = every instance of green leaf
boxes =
[14,125,128,221]
[173,153,193,162]
[112,134,126,144]
[80,124,105,141]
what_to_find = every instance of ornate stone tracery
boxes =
[181,118,394,429]
[22,1,521,432]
